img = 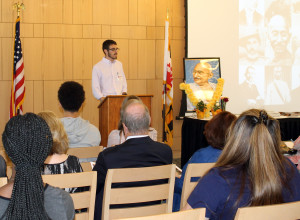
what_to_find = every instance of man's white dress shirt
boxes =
[92,57,127,100]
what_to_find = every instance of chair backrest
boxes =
[67,146,103,171]
[0,177,8,187]
[67,146,103,159]
[234,201,300,220]
[180,163,215,209]
[42,171,97,220]
[80,162,95,172]
[117,208,206,220]
[102,164,176,220]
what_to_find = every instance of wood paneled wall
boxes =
[0,0,185,150]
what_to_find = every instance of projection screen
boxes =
[186,0,300,114]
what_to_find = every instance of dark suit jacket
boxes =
[93,136,173,220]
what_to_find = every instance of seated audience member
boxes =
[0,155,6,177]
[183,109,300,220]
[93,100,173,220]
[286,136,300,171]
[293,136,300,150]
[38,111,83,193]
[58,81,101,148]
[0,113,74,220]
[107,95,157,147]
[173,111,236,211]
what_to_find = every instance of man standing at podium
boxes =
[92,40,127,102]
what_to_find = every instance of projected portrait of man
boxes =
[239,27,264,65]
[239,66,261,106]
[265,1,292,65]
[239,0,263,26]
[187,61,216,111]
[265,65,291,105]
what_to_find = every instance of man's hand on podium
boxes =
[122,92,127,95]
[100,97,105,102]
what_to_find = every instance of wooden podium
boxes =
[98,95,153,147]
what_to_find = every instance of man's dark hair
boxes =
[265,0,291,27]
[58,81,85,112]
[102,39,117,53]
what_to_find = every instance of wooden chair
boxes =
[80,162,95,172]
[0,177,8,187]
[234,201,300,220]
[67,145,103,159]
[117,208,206,220]
[42,171,97,220]
[180,163,215,209]
[102,164,176,220]
[67,146,103,171]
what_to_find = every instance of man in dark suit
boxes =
[93,100,173,220]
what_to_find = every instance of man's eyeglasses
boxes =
[108,48,120,52]
[193,70,209,76]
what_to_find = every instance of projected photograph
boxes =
[265,65,291,105]
[238,65,264,107]
[184,58,221,111]
[238,0,300,108]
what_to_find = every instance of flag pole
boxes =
[163,76,167,142]
[162,8,169,142]
[162,9,169,143]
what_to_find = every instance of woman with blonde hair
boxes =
[184,109,300,220]
[38,111,82,192]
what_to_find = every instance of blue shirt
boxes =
[173,146,222,211]
[188,161,300,220]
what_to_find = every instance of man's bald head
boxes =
[122,101,150,135]
[193,62,213,86]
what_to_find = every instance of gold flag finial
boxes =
[13,2,25,17]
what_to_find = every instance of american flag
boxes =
[10,17,25,118]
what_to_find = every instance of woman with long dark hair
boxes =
[183,109,300,219]
[0,113,74,220]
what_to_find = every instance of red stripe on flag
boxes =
[14,76,24,90]
[15,63,24,76]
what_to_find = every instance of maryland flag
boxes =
[162,17,173,147]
